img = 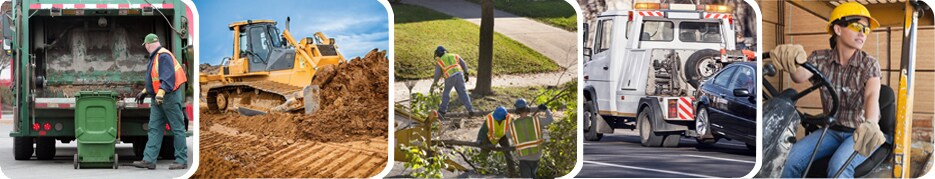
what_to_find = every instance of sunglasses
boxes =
[844,22,871,35]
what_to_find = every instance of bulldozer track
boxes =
[206,81,306,113]
[200,123,386,178]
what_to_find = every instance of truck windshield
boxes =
[640,21,673,41]
[679,22,721,43]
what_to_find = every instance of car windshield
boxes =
[679,22,721,43]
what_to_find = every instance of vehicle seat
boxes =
[680,31,696,42]
[703,33,721,43]
[641,32,651,41]
[805,85,895,177]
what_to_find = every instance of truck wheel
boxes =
[685,49,722,88]
[14,137,35,160]
[584,101,603,141]
[160,138,176,160]
[638,109,664,147]
[35,137,56,160]
[662,133,680,147]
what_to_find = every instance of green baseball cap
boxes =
[142,33,159,46]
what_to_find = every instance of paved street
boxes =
[577,129,756,178]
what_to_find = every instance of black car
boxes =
[694,62,756,149]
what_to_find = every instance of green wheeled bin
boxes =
[73,91,119,169]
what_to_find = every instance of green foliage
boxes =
[410,92,441,119]
[401,139,450,178]
[458,146,517,176]
[535,81,578,178]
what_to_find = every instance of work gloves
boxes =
[135,90,147,104]
[464,75,470,83]
[853,120,885,157]
[769,44,808,73]
[538,104,548,111]
[155,89,166,105]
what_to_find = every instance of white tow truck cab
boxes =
[582,1,745,147]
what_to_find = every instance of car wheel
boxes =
[695,107,714,139]
[584,101,603,141]
[638,108,664,147]
[685,49,722,88]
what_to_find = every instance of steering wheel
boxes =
[762,52,839,126]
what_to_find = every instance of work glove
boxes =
[853,120,885,157]
[135,90,147,104]
[769,44,807,73]
[155,89,166,105]
[538,104,548,111]
[464,75,470,83]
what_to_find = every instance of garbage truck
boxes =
[4,0,194,160]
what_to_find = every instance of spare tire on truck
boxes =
[685,49,722,88]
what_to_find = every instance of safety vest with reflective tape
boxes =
[436,53,463,78]
[151,48,188,92]
[510,116,543,158]
[485,112,511,145]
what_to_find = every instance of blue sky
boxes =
[195,0,389,65]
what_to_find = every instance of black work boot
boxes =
[132,160,156,169]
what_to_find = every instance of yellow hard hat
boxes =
[827,2,879,34]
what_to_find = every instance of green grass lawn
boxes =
[465,0,577,31]
[393,4,560,80]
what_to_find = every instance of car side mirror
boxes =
[584,48,592,58]
[733,89,750,97]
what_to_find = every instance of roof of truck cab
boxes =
[228,20,276,30]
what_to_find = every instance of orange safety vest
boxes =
[436,54,463,79]
[151,48,188,92]
[485,112,511,144]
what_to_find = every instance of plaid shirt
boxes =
[807,49,881,129]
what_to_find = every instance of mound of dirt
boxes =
[194,49,389,178]
[299,49,389,142]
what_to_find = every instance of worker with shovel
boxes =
[132,34,189,170]
[431,45,475,115]
[770,2,885,177]
[509,98,554,178]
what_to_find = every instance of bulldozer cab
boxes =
[229,20,297,74]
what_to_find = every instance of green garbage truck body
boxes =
[4,0,194,160]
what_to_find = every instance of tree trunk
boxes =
[475,0,494,95]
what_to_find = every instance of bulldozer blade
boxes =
[238,107,268,116]
[304,85,321,114]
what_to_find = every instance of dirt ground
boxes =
[193,49,389,178]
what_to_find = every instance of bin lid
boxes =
[74,91,118,98]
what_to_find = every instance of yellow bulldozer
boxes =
[200,18,345,115]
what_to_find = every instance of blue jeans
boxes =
[781,129,875,178]
[439,73,473,113]
[143,89,189,165]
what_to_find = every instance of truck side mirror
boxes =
[733,89,750,97]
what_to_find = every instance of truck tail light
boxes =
[668,99,678,118]
[166,124,171,130]
[32,123,40,131]
[43,122,51,131]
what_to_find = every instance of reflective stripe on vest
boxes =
[151,48,189,91]
[436,54,462,79]
[486,112,511,144]
[510,116,543,157]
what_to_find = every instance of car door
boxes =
[706,66,736,131]
[724,66,756,141]
[586,18,615,112]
